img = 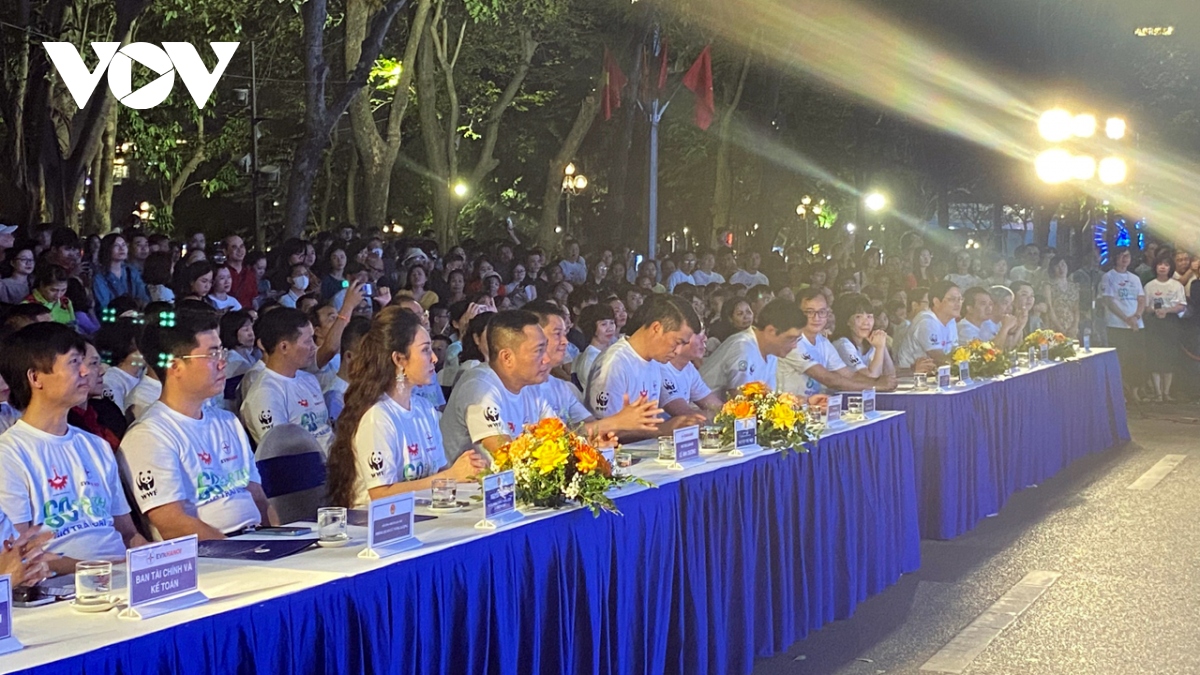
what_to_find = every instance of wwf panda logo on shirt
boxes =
[259,410,274,428]
[595,391,610,410]
[368,450,384,474]
[102,387,115,401]
[483,406,501,424]
[663,379,678,395]
[137,470,157,497]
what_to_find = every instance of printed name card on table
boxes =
[937,365,952,390]
[958,361,972,385]
[120,535,207,620]
[861,388,879,419]
[0,574,20,656]
[825,393,846,431]
[1039,343,1049,363]
[667,425,705,470]
[730,417,761,457]
[475,470,523,530]
[359,492,422,559]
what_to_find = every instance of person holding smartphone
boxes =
[1143,254,1186,402]
[121,307,276,540]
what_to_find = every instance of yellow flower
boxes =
[983,352,995,362]
[777,392,802,409]
[768,402,798,430]
[952,347,970,363]
[741,381,769,398]
[533,438,570,474]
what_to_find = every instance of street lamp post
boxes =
[562,162,588,235]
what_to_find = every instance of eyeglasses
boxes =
[13,257,34,264]
[176,348,230,364]
[802,309,831,318]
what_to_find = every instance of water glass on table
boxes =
[317,506,349,543]
[75,560,112,607]
[431,478,458,509]
[700,425,722,451]
[657,436,676,461]
[847,395,863,419]
[914,373,929,390]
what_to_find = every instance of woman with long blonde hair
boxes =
[326,307,486,508]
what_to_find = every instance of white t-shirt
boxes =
[779,334,847,396]
[1144,278,1186,316]
[277,290,302,309]
[121,402,262,537]
[414,382,447,409]
[0,508,15,543]
[691,269,725,287]
[1101,270,1145,329]
[586,337,665,418]
[440,366,551,462]
[240,366,334,454]
[832,336,875,372]
[700,328,777,393]
[127,376,163,420]
[729,269,770,288]
[225,349,259,379]
[897,310,958,368]
[324,376,350,422]
[0,403,20,435]
[0,421,131,561]
[946,273,985,290]
[666,270,696,292]
[101,366,141,413]
[979,319,1000,342]
[528,377,592,425]
[573,344,602,395]
[957,319,988,343]
[1008,265,1042,283]
[661,361,712,405]
[207,294,242,312]
[353,395,447,508]
[312,354,341,393]
[559,257,588,285]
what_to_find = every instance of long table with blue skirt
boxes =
[876,348,1130,541]
[5,412,920,675]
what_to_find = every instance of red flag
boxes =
[602,48,627,121]
[682,45,714,130]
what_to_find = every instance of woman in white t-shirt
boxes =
[206,265,243,312]
[326,307,488,508]
[830,293,894,379]
[1143,256,1187,402]
[572,302,617,393]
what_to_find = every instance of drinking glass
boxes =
[657,436,676,461]
[316,506,349,542]
[914,373,929,390]
[700,426,722,451]
[847,395,863,418]
[616,452,634,468]
[431,479,458,509]
[75,560,112,607]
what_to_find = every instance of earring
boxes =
[396,369,408,392]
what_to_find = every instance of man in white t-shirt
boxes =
[122,311,273,540]
[441,311,554,462]
[779,290,899,395]
[958,286,998,343]
[666,251,698,292]
[587,295,706,440]
[524,302,662,435]
[728,251,770,288]
[1100,247,1146,396]
[661,330,721,417]
[691,249,726,287]
[240,308,334,454]
[0,323,147,575]
[322,315,371,421]
[896,281,962,369]
[558,239,588,285]
[700,298,805,395]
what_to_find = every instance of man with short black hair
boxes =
[239,308,333,453]
[896,280,961,368]
[441,310,554,461]
[666,251,697,292]
[559,239,587,285]
[587,295,705,439]
[779,289,899,395]
[701,298,805,395]
[121,311,274,540]
[323,315,371,421]
[691,249,725,287]
[0,323,147,575]
[729,250,770,288]
[958,287,997,342]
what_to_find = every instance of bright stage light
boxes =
[1072,114,1096,138]
[1106,118,1126,140]
[1035,149,1073,184]
[1038,109,1074,143]
[1099,157,1128,185]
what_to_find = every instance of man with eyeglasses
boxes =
[896,280,962,368]
[778,289,899,396]
[121,309,274,540]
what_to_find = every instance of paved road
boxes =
[752,404,1200,675]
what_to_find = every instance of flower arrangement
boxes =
[490,418,648,515]
[714,382,817,453]
[950,339,1011,379]
[1020,329,1077,360]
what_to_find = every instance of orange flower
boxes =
[532,418,567,440]
[574,444,601,474]
[741,382,769,398]
[730,400,755,419]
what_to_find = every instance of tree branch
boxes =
[470,28,537,183]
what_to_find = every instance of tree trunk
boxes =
[284,0,409,240]
[87,105,117,234]
[709,52,752,248]
[417,36,451,244]
[539,90,601,245]
[344,142,359,225]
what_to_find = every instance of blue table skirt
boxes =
[878,350,1130,541]
[23,415,919,675]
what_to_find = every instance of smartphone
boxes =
[362,283,374,297]
[1154,298,1164,309]
[252,526,314,536]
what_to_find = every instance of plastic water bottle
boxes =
[1082,326,1092,352]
